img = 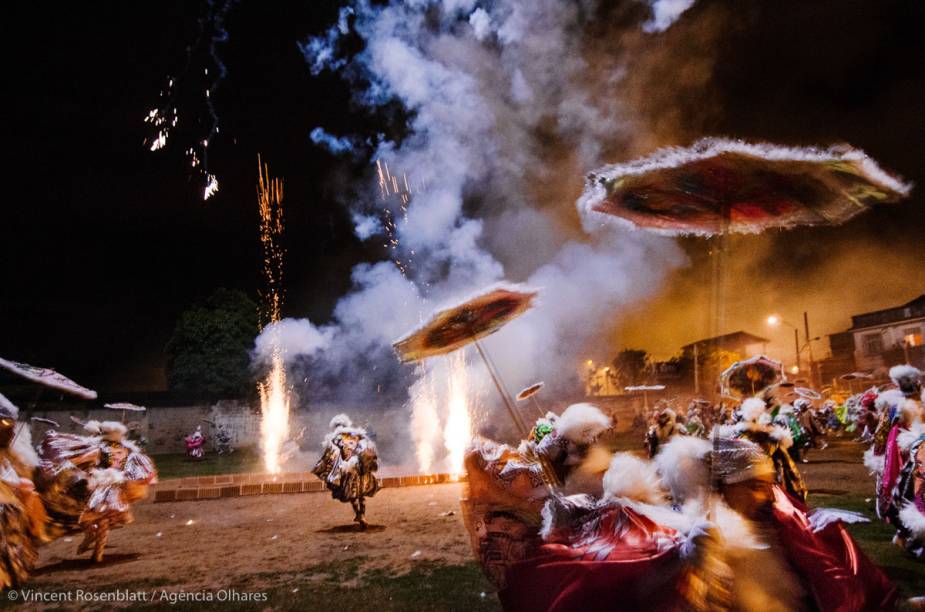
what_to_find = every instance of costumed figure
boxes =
[35,420,157,562]
[772,403,806,465]
[656,435,898,612]
[795,398,826,459]
[312,415,379,529]
[214,425,234,455]
[871,366,924,523]
[645,407,681,458]
[729,397,807,502]
[892,414,925,558]
[0,395,47,589]
[185,425,205,460]
[856,389,880,443]
[461,403,612,589]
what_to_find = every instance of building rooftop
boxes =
[849,294,925,330]
[682,330,770,352]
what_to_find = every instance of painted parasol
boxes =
[578,138,912,236]
[516,381,545,419]
[0,356,98,400]
[104,402,147,423]
[721,355,784,398]
[393,283,558,485]
[393,284,537,364]
[394,284,537,435]
[516,382,544,402]
[624,384,666,414]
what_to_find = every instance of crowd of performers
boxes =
[461,364,925,611]
[0,395,157,588]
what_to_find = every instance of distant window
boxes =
[863,333,883,356]
[904,328,923,347]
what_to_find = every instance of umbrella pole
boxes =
[472,339,560,490]
[473,339,528,436]
[529,396,545,419]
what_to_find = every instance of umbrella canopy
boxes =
[393,284,538,363]
[721,355,784,397]
[793,387,822,401]
[840,372,873,381]
[0,392,18,419]
[578,138,911,236]
[516,381,544,402]
[624,385,666,392]
[0,356,98,400]
[103,402,147,412]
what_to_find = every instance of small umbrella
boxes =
[721,355,784,398]
[104,402,147,423]
[624,384,666,414]
[579,138,911,236]
[30,416,60,428]
[0,356,98,400]
[516,382,545,419]
[793,387,822,401]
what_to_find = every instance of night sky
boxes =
[3,0,924,391]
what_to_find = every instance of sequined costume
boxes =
[36,421,156,562]
[0,396,47,589]
[312,414,379,528]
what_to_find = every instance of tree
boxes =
[611,349,650,387]
[166,288,259,399]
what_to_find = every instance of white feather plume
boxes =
[602,453,665,505]
[863,447,884,475]
[739,397,768,423]
[654,435,711,504]
[555,403,611,444]
[11,423,38,469]
[898,502,925,539]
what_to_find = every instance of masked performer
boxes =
[36,420,157,562]
[462,403,612,589]
[0,395,47,589]
[312,414,379,529]
[185,425,205,460]
[657,435,897,612]
[731,397,807,502]
[893,414,925,558]
[645,407,681,458]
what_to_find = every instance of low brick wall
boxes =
[152,471,464,503]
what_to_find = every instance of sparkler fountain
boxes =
[256,156,290,474]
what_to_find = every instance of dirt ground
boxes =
[13,436,922,609]
[28,482,474,592]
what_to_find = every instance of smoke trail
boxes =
[255,1,697,467]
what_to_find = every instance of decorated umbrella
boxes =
[840,371,873,394]
[578,138,911,236]
[624,384,666,414]
[104,402,147,423]
[720,355,784,398]
[793,387,823,401]
[515,381,545,419]
[394,283,538,437]
[0,356,98,400]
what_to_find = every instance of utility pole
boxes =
[693,343,700,395]
[804,311,816,387]
[793,328,801,376]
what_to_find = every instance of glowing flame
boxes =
[259,350,290,474]
[256,156,289,473]
[410,366,440,473]
[443,353,472,478]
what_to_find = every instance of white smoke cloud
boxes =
[262,0,695,466]
[640,0,696,33]
[309,127,356,154]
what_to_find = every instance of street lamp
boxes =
[766,312,821,387]
[766,314,802,376]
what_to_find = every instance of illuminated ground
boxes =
[18,438,924,610]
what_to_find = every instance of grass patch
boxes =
[151,449,263,480]
[15,561,501,611]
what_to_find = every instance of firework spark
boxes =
[443,352,473,478]
[256,156,289,473]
